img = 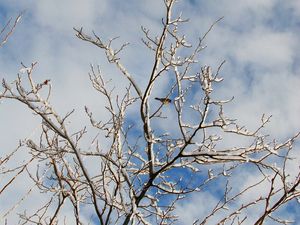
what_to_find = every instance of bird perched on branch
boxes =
[155,97,172,105]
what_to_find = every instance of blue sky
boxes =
[1,0,300,224]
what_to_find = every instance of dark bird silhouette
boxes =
[155,97,172,105]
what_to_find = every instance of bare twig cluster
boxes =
[1,1,299,224]
[0,12,23,48]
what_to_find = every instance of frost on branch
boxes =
[1,1,300,225]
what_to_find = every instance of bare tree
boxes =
[1,1,299,224]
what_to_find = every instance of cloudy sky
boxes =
[1,0,300,224]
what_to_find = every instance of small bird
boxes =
[43,79,50,85]
[155,97,172,105]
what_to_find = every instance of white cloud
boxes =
[175,191,219,225]
[234,28,296,70]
